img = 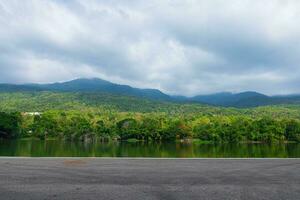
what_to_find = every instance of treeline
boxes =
[1,111,300,143]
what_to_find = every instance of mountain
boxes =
[191,92,273,107]
[191,92,235,105]
[0,78,171,101]
[1,78,300,107]
[191,91,300,107]
[0,84,43,92]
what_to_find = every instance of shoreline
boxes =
[1,157,300,159]
[2,137,299,144]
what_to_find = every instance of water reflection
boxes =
[0,139,299,157]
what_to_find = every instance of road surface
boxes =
[0,158,299,200]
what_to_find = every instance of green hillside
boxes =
[1,91,300,118]
[1,91,300,142]
[2,78,300,108]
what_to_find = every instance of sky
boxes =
[1,0,300,96]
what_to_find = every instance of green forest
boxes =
[1,92,300,143]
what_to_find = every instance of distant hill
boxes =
[191,91,300,107]
[1,78,300,107]
[0,78,171,101]
[0,84,43,92]
[191,92,272,107]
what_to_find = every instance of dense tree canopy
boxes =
[0,92,300,143]
[0,110,299,143]
[0,112,21,138]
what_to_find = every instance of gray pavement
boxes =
[0,158,299,200]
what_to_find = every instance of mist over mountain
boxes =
[1,78,300,108]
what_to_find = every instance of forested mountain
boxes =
[191,92,272,107]
[32,78,171,101]
[1,78,300,107]
[0,78,171,101]
[0,84,43,92]
[190,92,300,107]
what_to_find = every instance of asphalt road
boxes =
[0,158,299,200]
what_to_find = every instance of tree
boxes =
[192,117,219,142]
[253,118,285,142]
[162,119,192,140]
[95,120,110,139]
[116,118,140,140]
[32,113,59,140]
[140,117,161,140]
[285,119,300,142]
[66,116,94,140]
[0,112,21,139]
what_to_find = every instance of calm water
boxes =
[0,139,299,157]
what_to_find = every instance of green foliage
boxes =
[140,117,162,140]
[95,120,111,139]
[117,118,140,140]
[1,92,300,143]
[251,118,285,142]
[0,112,21,138]
[163,120,192,140]
[284,119,300,142]
[32,113,59,139]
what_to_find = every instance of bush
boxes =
[0,112,21,139]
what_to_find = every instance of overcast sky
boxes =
[1,0,300,96]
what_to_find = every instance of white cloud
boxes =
[1,0,300,95]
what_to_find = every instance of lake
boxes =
[0,139,299,157]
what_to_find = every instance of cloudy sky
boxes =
[1,0,300,96]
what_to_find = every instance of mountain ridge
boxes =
[2,78,171,101]
[1,78,300,107]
